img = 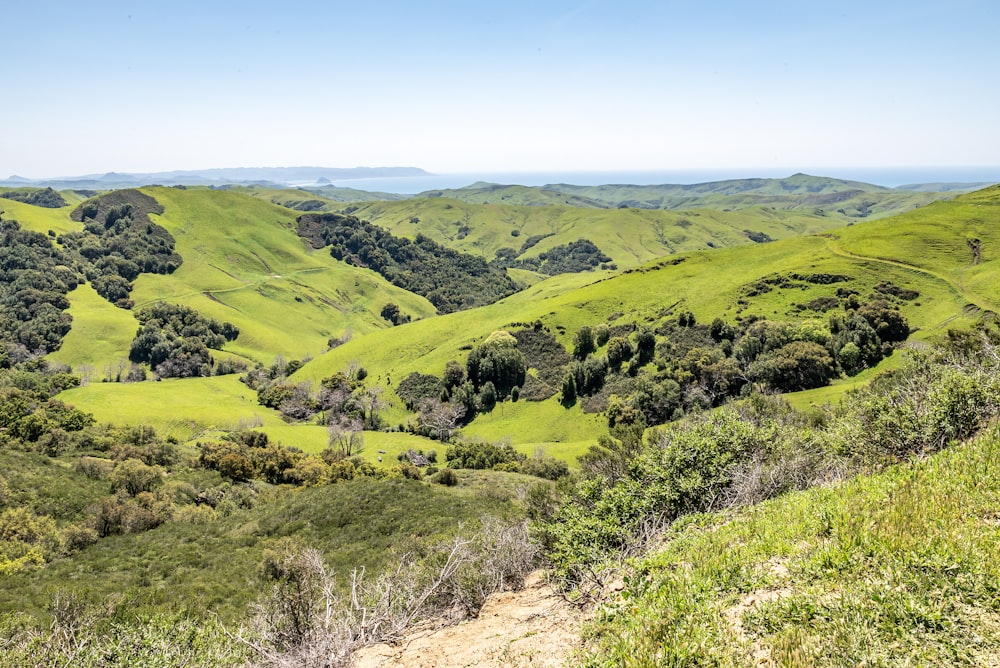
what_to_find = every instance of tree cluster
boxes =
[243,359,385,432]
[536,324,1000,591]
[62,190,182,308]
[558,289,911,429]
[0,187,67,209]
[0,219,80,354]
[492,238,614,275]
[128,302,240,378]
[297,212,517,313]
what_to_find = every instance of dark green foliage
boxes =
[606,336,634,368]
[634,328,656,365]
[573,326,596,360]
[857,299,910,342]
[128,302,239,378]
[499,238,613,275]
[380,302,410,326]
[478,381,498,411]
[748,340,836,391]
[744,229,774,243]
[511,327,571,388]
[570,355,609,396]
[0,187,67,208]
[0,219,79,354]
[395,372,441,410]
[539,330,1000,591]
[296,212,516,313]
[445,440,525,470]
[62,190,181,307]
[560,372,577,405]
[465,331,527,398]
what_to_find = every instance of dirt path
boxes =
[352,572,586,668]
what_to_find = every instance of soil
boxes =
[352,571,585,667]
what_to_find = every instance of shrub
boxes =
[431,468,459,486]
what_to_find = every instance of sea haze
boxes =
[330,167,1000,194]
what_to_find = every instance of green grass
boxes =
[579,423,1000,666]
[47,283,138,373]
[127,186,437,363]
[25,185,1000,458]
[344,196,852,270]
[0,193,84,235]
[57,375,280,441]
[0,473,522,623]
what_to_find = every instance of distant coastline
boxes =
[3,166,998,194]
[329,167,1000,194]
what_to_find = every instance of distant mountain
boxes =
[402,173,962,222]
[894,182,995,192]
[0,166,430,189]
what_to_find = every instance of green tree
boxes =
[748,340,836,391]
[606,336,634,369]
[109,459,163,496]
[466,330,526,397]
[573,326,596,360]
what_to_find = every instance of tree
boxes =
[748,340,836,392]
[635,328,656,365]
[380,303,409,326]
[560,373,577,406]
[327,415,364,456]
[478,381,497,412]
[442,360,466,392]
[606,336,634,369]
[465,331,526,397]
[109,459,162,496]
[857,300,909,343]
[218,452,255,482]
[573,326,596,360]
[417,399,465,441]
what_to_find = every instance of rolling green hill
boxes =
[104,186,437,365]
[404,174,958,223]
[34,185,999,459]
[338,197,851,269]
[2,178,1000,666]
[286,186,999,448]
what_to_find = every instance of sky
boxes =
[3,0,998,178]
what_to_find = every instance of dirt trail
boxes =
[352,571,585,668]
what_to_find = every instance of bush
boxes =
[431,468,459,486]
[445,440,524,470]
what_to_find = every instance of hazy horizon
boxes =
[6,165,1000,193]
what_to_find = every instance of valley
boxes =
[0,175,998,666]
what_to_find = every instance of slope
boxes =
[49,186,1000,457]
[579,421,1000,666]
[291,186,1000,449]
[99,186,437,365]
[406,174,954,223]
[341,197,850,269]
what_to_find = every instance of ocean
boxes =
[329,167,1000,195]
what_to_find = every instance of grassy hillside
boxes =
[17,183,994,462]
[0,470,522,622]
[289,186,1000,449]
[72,187,437,366]
[579,421,1000,666]
[341,197,849,269]
[404,174,954,223]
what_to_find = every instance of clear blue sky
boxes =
[3,0,998,177]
